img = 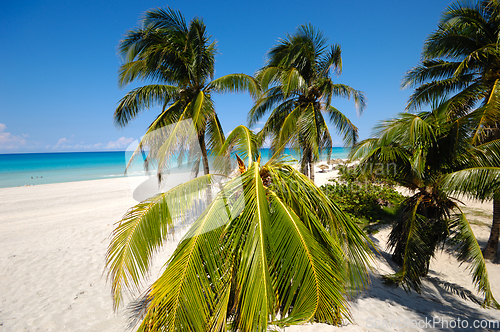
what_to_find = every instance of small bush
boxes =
[335,164,398,186]
[321,180,404,231]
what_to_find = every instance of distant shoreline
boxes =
[0,150,128,155]
[0,146,348,155]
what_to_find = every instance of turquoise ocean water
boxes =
[0,148,348,189]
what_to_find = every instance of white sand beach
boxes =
[1,169,499,331]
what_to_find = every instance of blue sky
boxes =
[0,0,452,153]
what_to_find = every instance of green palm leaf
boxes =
[227,163,275,331]
[217,125,260,168]
[385,196,433,292]
[448,212,500,308]
[114,84,180,127]
[123,100,185,174]
[105,174,225,309]
[137,175,243,331]
[326,105,358,146]
[267,190,348,326]
[280,67,304,97]
[208,73,261,98]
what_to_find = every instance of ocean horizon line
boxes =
[0,146,348,156]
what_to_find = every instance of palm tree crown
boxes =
[403,0,500,140]
[106,126,373,331]
[115,7,259,177]
[249,24,366,181]
[403,0,500,259]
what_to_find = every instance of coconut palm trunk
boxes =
[483,129,500,260]
[198,131,210,175]
[308,151,315,183]
[299,149,315,182]
[483,193,500,260]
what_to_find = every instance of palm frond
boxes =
[227,163,275,331]
[105,174,226,309]
[208,73,261,99]
[443,167,500,201]
[272,104,302,154]
[217,125,260,169]
[265,163,374,292]
[123,101,185,174]
[143,7,188,32]
[205,112,225,153]
[448,212,500,308]
[325,105,358,146]
[405,76,474,112]
[280,67,305,97]
[470,79,500,144]
[402,60,464,89]
[318,44,342,77]
[154,116,200,175]
[385,196,434,292]
[114,85,180,127]
[247,87,287,127]
[137,174,244,331]
[255,66,280,91]
[267,190,348,326]
[330,84,366,116]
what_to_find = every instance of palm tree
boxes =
[248,24,366,182]
[105,125,373,331]
[402,0,500,259]
[350,101,499,307]
[115,7,260,177]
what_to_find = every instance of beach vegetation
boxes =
[105,126,373,331]
[320,180,404,231]
[335,163,399,186]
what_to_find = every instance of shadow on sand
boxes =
[354,227,500,331]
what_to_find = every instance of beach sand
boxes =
[1,169,499,331]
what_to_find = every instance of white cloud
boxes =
[0,123,27,150]
[54,137,71,147]
[50,136,134,151]
[52,137,99,151]
[106,137,135,149]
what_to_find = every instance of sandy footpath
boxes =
[0,169,499,331]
